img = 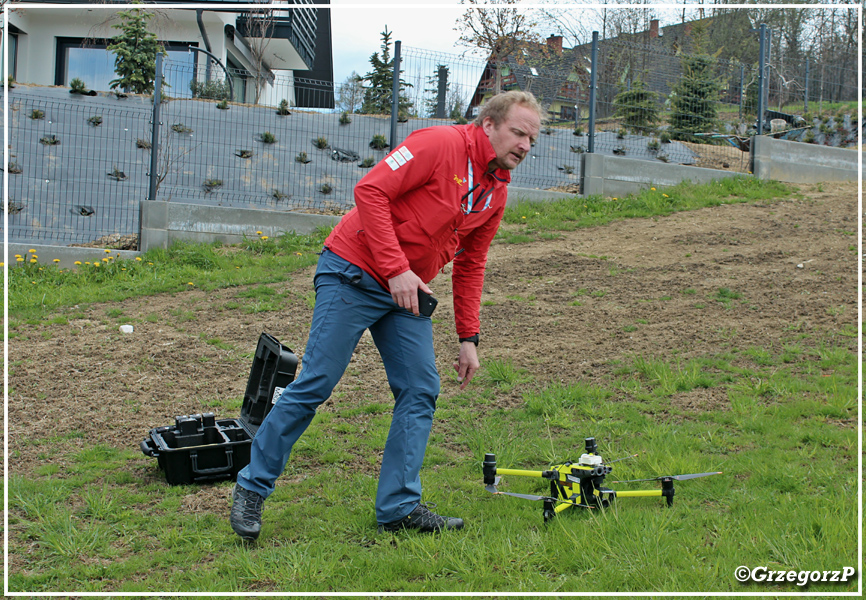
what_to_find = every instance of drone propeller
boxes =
[611,471,722,484]
[484,477,557,502]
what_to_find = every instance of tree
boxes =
[668,53,722,140]
[242,7,277,104]
[107,6,164,95]
[360,27,412,116]
[336,71,365,114]
[613,79,660,134]
[454,0,542,93]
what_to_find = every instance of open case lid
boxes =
[240,332,299,431]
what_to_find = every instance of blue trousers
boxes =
[236,248,440,524]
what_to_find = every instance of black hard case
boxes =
[140,332,298,485]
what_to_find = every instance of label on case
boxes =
[272,387,285,404]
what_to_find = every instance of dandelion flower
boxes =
[295,252,303,256]
[14,254,21,259]
[102,258,110,262]
[30,258,37,263]
[187,282,194,286]
[650,187,656,191]
[104,249,111,253]
[261,236,269,241]
[135,257,142,262]
[74,261,82,265]
[521,216,526,219]
[256,231,263,235]
[93,262,101,267]
[53,259,60,263]
[16,257,24,262]
[0,263,3,267]
[612,198,617,201]
[85,262,91,265]
[28,249,36,253]
[121,268,126,271]
[663,193,669,198]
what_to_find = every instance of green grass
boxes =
[6,178,857,593]
[499,176,793,243]
[8,228,330,323]
[7,335,856,593]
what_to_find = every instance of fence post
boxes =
[390,40,402,149]
[148,52,163,202]
[435,65,448,119]
[587,31,598,154]
[756,23,766,135]
[739,64,744,120]
[804,55,809,112]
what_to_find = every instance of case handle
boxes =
[190,448,233,475]
[141,439,158,457]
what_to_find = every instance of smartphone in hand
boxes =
[417,289,438,317]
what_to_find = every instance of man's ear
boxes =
[481,116,496,135]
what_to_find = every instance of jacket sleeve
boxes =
[352,130,445,282]
[452,200,506,338]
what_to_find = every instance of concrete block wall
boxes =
[751,136,860,184]
[580,152,743,198]
[139,201,342,252]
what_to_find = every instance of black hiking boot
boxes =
[378,503,464,533]
[230,483,264,541]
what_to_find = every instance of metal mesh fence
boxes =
[4,90,152,245]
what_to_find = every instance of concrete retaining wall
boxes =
[580,152,744,198]
[752,136,859,183]
[139,201,342,252]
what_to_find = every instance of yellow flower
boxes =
[14,254,21,259]
[93,262,101,267]
[104,249,111,253]
[663,193,669,198]
[16,257,24,262]
[521,216,526,219]
[135,257,142,262]
[121,268,126,271]
[187,282,194,286]
[28,249,36,253]
[102,258,110,262]
[30,258,37,263]
[53,259,60,263]
[650,187,656,191]
[295,252,303,256]
[32,255,38,259]
[261,236,269,241]
[84,262,91,265]
[148,262,154,266]
[235,266,240,269]
[256,231,263,235]
[74,261,82,265]
[0,263,4,267]
[612,198,617,201]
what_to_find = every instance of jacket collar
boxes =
[465,123,512,184]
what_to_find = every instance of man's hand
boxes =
[453,341,480,390]
[388,270,432,316]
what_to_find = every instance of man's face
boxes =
[482,104,541,171]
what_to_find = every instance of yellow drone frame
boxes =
[482,437,721,522]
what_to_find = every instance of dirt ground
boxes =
[7,182,858,489]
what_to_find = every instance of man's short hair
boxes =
[473,91,545,127]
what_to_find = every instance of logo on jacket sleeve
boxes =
[386,146,415,171]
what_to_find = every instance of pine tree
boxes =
[613,79,660,134]
[360,28,412,116]
[107,6,164,95]
[667,23,722,141]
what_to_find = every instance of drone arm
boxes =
[613,489,663,499]
[496,468,550,479]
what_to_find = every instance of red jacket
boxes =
[325,123,511,338]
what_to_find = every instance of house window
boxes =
[226,54,249,103]
[56,38,196,93]
[2,33,18,81]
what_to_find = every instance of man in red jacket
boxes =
[231,91,543,540]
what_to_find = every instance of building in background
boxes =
[5,0,333,108]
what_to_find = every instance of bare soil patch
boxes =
[7,182,857,497]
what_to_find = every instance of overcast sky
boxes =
[329,2,480,85]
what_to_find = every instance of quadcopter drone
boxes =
[483,437,722,522]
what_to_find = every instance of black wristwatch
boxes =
[459,334,479,346]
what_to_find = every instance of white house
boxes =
[4,0,334,108]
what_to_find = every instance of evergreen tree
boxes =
[667,22,722,141]
[107,6,164,95]
[667,53,722,141]
[360,27,412,116]
[613,79,660,134]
